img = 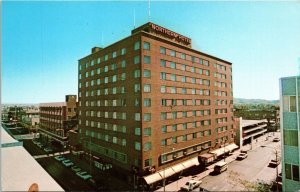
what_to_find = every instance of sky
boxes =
[2,1,300,103]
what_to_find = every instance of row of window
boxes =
[161,141,212,163]
[160,59,210,76]
[161,130,211,146]
[214,63,227,71]
[85,130,127,147]
[134,127,152,136]
[215,136,229,144]
[85,141,127,164]
[84,111,127,120]
[134,141,152,151]
[160,72,211,85]
[160,46,210,67]
[160,86,212,95]
[214,91,228,97]
[80,86,126,97]
[215,117,228,124]
[160,110,211,121]
[81,121,127,133]
[81,99,126,108]
[216,126,228,133]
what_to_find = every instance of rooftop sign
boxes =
[132,22,192,47]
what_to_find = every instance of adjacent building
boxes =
[78,22,235,185]
[39,95,77,147]
[280,76,300,191]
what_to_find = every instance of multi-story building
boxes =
[78,22,235,186]
[39,95,77,147]
[280,76,300,191]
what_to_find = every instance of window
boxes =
[161,125,167,133]
[144,56,151,64]
[144,127,151,136]
[112,75,117,82]
[160,47,166,54]
[181,53,186,59]
[144,98,151,107]
[121,60,126,68]
[134,41,140,50]
[171,87,176,94]
[134,69,140,78]
[144,113,151,121]
[144,142,152,151]
[135,113,141,121]
[286,163,292,179]
[181,76,186,83]
[182,135,187,141]
[161,112,167,120]
[161,139,166,146]
[145,158,152,167]
[144,70,151,78]
[182,88,187,94]
[121,48,126,55]
[104,54,108,61]
[170,50,176,57]
[135,98,140,107]
[135,142,141,151]
[284,130,298,146]
[181,64,186,71]
[144,84,151,92]
[135,128,141,135]
[134,56,140,64]
[293,165,299,181]
[113,137,117,144]
[160,72,166,80]
[143,42,150,50]
[170,62,176,69]
[172,137,177,144]
[134,84,140,93]
[122,139,126,146]
[172,124,177,131]
[160,60,166,67]
[171,74,176,81]
[112,51,117,58]
[161,86,166,93]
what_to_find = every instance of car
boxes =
[43,147,53,153]
[273,138,280,142]
[71,166,81,172]
[76,171,92,180]
[54,155,66,161]
[236,153,248,160]
[37,143,43,149]
[269,159,280,167]
[62,159,74,167]
[180,179,202,191]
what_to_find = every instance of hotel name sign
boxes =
[149,23,192,46]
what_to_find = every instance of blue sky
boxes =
[2,1,300,103]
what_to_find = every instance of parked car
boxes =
[62,159,74,167]
[214,162,228,174]
[180,179,202,191]
[273,137,280,142]
[76,171,92,180]
[54,155,66,161]
[37,143,43,149]
[269,159,280,167]
[43,147,53,153]
[236,153,248,160]
[71,166,81,172]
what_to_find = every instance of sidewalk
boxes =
[155,133,278,192]
[33,150,70,159]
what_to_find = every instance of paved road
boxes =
[200,138,281,191]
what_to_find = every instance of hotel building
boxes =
[280,76,300,191]
[78,22,235,184]
[39,95,77,146]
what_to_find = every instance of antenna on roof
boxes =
[148,0,151,21]
[133,8,136,29]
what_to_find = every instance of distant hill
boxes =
[234,98,279,105]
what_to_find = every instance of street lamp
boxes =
[261,145,279,192]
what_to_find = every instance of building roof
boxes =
[241,119,268,127]
[39,102,66,107]
[1,127,64,191]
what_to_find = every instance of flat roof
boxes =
[1,127,64,191]
[241,119,267,127]
[39,102,66,107]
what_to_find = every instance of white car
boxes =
[236,153,248,160]
[54,155,66,161]
[180,180,202,191]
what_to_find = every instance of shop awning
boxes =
[225,143,239,151]
[158,167,176,179]
[144,172,163,185]
[171,163,185,174]
[209,148,228,157]
[182,157,199,169]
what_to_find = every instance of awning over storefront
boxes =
[199,153,215,163]
[144,172,163,185]
[171,163,185,174]
[225,143,239,151]
[209,148,227,157]
[143,157,200,185]
[158,167,176,179]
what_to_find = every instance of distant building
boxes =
[234,117,268,147]
[280,76,300,191]
[78,22,236,187]
[234,108,279,131]
[39,95,77,147]
[22,107,40,127]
